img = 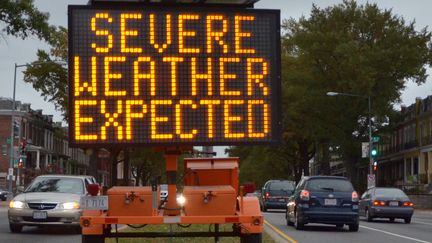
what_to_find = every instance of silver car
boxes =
[8,175,96,233]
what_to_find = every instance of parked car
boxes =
[8,174,97,233]
[359,187,414,223]
[0,186,8,201]
[286,176,359,231]
[261,180,295,211]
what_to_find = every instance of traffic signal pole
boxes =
[368,96,373,176]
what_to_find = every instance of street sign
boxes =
[8,168,14,176]
[68,6,281,147]
[372,136,380,143]
[367,174,375,188]
[361,142,369,158]
[6,138,11,145]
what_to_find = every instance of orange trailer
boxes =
[80,153,263,242]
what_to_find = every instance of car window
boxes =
[361,191,370,199]
[374,188,408,198]
[25,177,85,194]
[269,181,295,191]
[305,178,354,192]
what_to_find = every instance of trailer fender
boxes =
[237,197,263,234]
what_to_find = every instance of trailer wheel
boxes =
[82,234,105,243]
[240,233,262,243]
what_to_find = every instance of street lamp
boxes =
[326,91,374,187]
[8,61,66,200]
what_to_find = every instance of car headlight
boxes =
[61,202,80,210]
[9,200,25,209]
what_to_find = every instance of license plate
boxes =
[80,196,109,210]
[33,211,47,219]
[324,199,337,206]
[278,198,286,202]
[389,201,399,207]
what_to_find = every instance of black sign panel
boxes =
[68,5,281,146]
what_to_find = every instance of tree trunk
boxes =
[320,140,331,175]
[123,149,130,186]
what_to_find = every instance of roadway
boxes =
[263,209,432,243]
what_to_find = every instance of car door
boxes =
[288,179,305,221]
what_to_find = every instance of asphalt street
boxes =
[263,209,432,243]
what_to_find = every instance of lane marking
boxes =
[360,225,431,243]
[413,220,432,226]
[264,219,297,243]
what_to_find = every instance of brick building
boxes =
[377,95,432,192]
[0,97,109,188]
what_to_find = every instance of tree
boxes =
[0,0,54,42]
[282,0,432,184]
[23,27,68,119]
[130,148,164,186]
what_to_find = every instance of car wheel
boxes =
[9,224,23,233]
[404,217,411,224]
[389,218,395,223]
[336,224,344,229]
[294,210,304,230]
[349,223,359,232]
[286,210,294,226]
[365,208,373,222]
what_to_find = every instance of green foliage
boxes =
[228,146,292,188]
[23,27,68,120]
[0,0,55,42]
[129,148,165,186]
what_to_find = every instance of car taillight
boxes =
[300,190,310,201]
[352,191,359,202]
[373,200,386,206]
[265,192,269,199]
[403,202,414,207]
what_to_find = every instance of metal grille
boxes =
[27,203,57,210]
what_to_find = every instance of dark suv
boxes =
[261,180,295,211]
[286,176,359,231]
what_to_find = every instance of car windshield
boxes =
[25,177,84,194]
[375,188,408,198]
[268,181,295,195]
[306,178,354,192]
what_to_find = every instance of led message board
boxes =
[68,5,281,146]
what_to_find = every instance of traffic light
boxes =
[20,140,27,154]
[373,161,377,171]
[371,147,378,157]
[18,158,23,168]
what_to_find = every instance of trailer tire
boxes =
[82,234,105,243]
[240,233,262,243]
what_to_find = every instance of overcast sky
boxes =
[1,0,431,156]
